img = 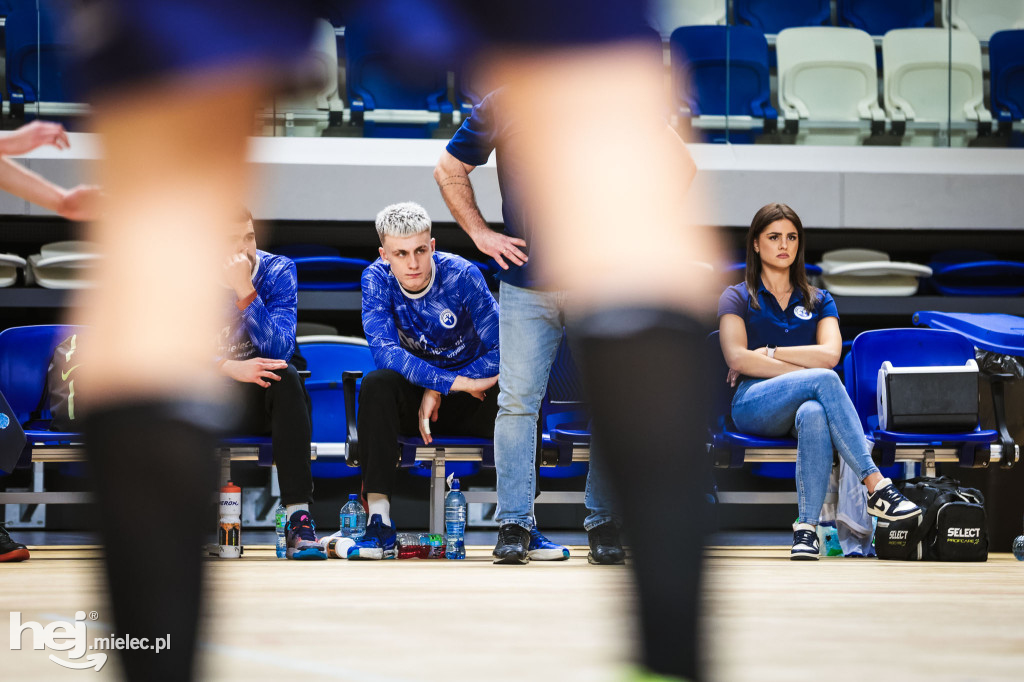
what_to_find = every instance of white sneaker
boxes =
[791,522,819,561]
[867,478,922,521]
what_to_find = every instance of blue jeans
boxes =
[494,281,617,531]
[731,368,879,525]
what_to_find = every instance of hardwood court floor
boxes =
[3,545,1023,681]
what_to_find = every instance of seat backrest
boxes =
[942,0,1024,42]
[5,0,74,104]
[735,0,831,33]
[990,29,1024,121]
[0,324,81,422]
[298,337,375,443]
[648,0,727,35]
[278,18,342,110]
[777,27,880,120]
[343,19,451,113]
[838,0,934,35]
[846,328,976,430]
[882,28,986,122]
[541,332,587,432]
[705,331,735,432]
[670,25,773,117]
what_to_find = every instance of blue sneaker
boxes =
[347,514,397,560]
[286,510,327,560]
[528,526,570,561]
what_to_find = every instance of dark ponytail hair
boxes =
[744,202,818,312]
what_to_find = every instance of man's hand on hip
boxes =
[471,228,528,271]
[221,358,287,387]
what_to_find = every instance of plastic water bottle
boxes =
[445,477,467,560]
[218,481,241,559]
[1014,515,1024,561]
[274,504,287,559]
[817,521,843,557]
[339,494,366,540]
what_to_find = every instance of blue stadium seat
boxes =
[297,335,376,479]
[0,325,82,470]
[838,0,935,35]
[669,25,777,143]
[706,331,800,469]
[275,244,370,291]
[5,0,76,114]
[734,0,831,33]
[990,30,1024,132]
[539,332,589,480]
[343,18,453,138]
[844,328,998,467]
[926,250,1024,296]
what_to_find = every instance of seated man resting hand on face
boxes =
[217,208,324,560]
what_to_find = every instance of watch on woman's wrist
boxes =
[766,344,777,359]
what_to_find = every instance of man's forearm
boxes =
[0,157,65,213]
[437,175,490,239]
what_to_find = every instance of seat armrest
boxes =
[342,371,362,465]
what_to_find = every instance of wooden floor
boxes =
[3,545,1023,681]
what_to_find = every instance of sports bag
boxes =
[46,334,83,432]
[874,476,987,562]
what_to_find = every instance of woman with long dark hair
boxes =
[718,203,922,560]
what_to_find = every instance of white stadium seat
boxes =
[777,27,884,123]
[648,0,727,36]
[942,0,1024,42]
[882,28,991,124]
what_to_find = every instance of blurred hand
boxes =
[0,121,70,156]
[726,368,740,387]
[57,185,103,221]
[222,358,287,387]
[418,389,442,444]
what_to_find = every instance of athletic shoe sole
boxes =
[587,552,625,565]
[287,546,327,560]
[0,548,30,562]
[790,552,819,561]
[492,552,529,565]
[867,506,923,522]
[528,547,570,561]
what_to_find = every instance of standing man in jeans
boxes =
[435,89,696,565]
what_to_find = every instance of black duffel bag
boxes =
[875,476,988,562]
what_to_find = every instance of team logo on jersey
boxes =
[439,309,458,329]
[793,305,812,320]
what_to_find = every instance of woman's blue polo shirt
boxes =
[717,280,839,350]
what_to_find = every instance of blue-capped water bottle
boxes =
[339,494,367,540]
[445,474,467,560]
[275,504,287,559]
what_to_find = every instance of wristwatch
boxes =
[766,344,777,359]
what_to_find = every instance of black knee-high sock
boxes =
[85,402,218,682]
[572,308,712,681]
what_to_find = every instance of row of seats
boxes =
[707,325,1014,475]
[651,0,1024,41]
[673,26,1024,141]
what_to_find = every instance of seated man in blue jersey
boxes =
[351,201,508,560]
[217,208,325,560]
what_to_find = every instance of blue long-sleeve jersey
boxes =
[361,251,500,394]
[217,250,297,363]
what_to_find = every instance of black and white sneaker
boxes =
[867,478,922,521]
[791,523,819,561]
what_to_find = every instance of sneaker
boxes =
[492,523,530,565]
[791,522,819,561]
[587,522,625,565]
[528,526,569,561]
[867,478,922,521]
[286,510,327,560]
[347,514,397,561]
[0,525,29,563]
